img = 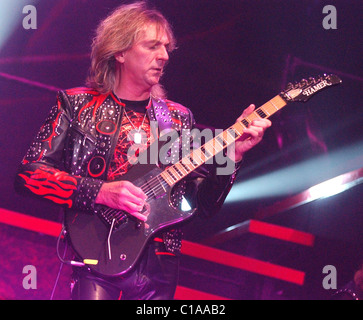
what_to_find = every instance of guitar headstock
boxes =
[280,74,342,102]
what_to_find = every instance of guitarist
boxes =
[15,2,271,300]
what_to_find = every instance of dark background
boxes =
[0,0,362,300]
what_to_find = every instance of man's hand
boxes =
[228,104,272,162]
[95,180,148,221]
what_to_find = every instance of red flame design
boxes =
[18,166,78,208]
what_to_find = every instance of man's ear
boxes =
[115,52,125,64]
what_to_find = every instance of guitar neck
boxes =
[160,94,287,186]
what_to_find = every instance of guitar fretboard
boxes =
[160,95,287,186]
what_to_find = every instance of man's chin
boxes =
[147,77,161,87]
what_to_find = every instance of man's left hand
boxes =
[228,104,272,163]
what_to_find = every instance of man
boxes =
[15,2,271,300]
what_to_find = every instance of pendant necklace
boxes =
[124,110,147,144]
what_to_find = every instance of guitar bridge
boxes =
[97,206,129,229]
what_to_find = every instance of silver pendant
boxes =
[134,132,142,144]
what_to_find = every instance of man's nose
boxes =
[158,45,169,61]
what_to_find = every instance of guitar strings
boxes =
[104,173,169,219]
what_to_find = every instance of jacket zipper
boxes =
[69,123,97,146]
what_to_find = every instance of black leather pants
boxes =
[71,242,180,300]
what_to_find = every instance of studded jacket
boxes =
[15,87,241,253]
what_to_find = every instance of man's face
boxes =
[117,23,170,93]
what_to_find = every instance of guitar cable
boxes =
[56,226,86,267]
[50,226,87,300]
[50,229,66,300]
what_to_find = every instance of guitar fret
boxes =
[269,99,279,111]
[204,142,215,157]
[263,96,285,115]
[222,130,234,144]
[215,135,227,148]
[169,166,182,180]
[200,145,212,158]
[191,151,202,165]
[232,122,244,135]
[174,163,187,176]
[156,175,167,192]
[160,171,174,186]
[179,161,191,173]
[212,139,223,153]
[227,127,238,139]
[183,156,197,169]
[247,112,260,122]
[214,137,222,148]
[198,149,207,162]
[191,147,206,162]
[262,106,270,116]
[166,169,177,182]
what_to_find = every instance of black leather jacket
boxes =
[15,87,240,252]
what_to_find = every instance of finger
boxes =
[127,200,148,222]
[124,192,147,209]
[236,104,255,122]
[115,181,147,209]
[251,119,272,128]
[122,200,145,215]
[123,180,148,200]
[239,123,267,142]
[241,127,261,140]
[246,126,266,138]
[239,120,271,139]
[240,104,256,119]
[129,211,147,222]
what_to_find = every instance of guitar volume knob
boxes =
[120,254,127,261]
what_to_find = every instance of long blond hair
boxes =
[86,1,176,98]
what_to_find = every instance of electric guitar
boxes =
[64,74,342,276]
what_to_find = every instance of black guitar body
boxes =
[64,161,195,277]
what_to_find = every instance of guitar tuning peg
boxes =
[286,82,294,90]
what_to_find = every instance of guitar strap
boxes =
[147,97,173,137]
[147,97,184,254]
[147,97,181,167]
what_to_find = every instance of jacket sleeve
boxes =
[191,160,242,218]
[14,91,103,214]
[185,109,242,218]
